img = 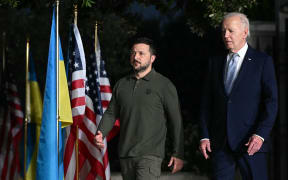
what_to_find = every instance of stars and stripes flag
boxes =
[83,37,112,180]
[64,23,120,179]
[90,35,120,179]
[64,24,87,179]
[0,73,24,180]
[93,37,120,142]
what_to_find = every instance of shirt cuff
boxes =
[200,138,210,142]
[253,134,264,142]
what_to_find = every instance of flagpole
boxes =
[95,22,101,73]
[2,32,5,72]
[1,32,6,84]
[95,21,98,72]
[74,4,78,25]
[56,0,60,173]
[73,4,79,180]
[24,37,31,180]
[95,21,98,53]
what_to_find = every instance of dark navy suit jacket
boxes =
[200,46,278,152]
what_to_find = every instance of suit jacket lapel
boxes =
[229,46,254,96]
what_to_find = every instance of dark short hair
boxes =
[132,37,156,55]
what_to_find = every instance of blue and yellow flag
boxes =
[25,55,43,180]
[36,7,72,180]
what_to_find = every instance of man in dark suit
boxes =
[199,12,278,180]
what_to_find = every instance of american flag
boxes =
[64,24,119,180]
[79,38,112,179]
[93,38,120,142]
[67,24,86,125]
[64,24,87,179]
[0,73,24,180]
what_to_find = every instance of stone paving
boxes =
[111,172,208,180]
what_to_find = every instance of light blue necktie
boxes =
[225,53,239,94]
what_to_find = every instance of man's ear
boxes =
[151,55,156,63]
[243,27,248,39]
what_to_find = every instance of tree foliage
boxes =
[0,0,259,35]
[175,0,257,36]
[0,0,18,7]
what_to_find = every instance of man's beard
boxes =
[133,60,151,73]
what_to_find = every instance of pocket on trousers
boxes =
[149,166,161,177]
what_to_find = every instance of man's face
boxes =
[222,16,248,53]
[130,43,155,73]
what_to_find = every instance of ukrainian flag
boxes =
[36,7,72,180]
[25,55,43,180]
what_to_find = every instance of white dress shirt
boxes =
[224,43,248,86]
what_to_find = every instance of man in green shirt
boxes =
[94,37,184,180]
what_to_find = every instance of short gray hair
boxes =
[223,12,250,37]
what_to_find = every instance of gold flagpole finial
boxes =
[74,4,78,25]
[95,21,98,52]
[24,37,31,180]
[25,37,30,118]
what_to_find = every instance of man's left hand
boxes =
[168,156,183,174]
[245,135,263,156]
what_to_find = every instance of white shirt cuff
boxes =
[253,134,264,142]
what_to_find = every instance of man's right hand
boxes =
[199,139,211,159]
[94,131,104,149]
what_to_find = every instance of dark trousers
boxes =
[211,146,268,180]
[119,155,162,180]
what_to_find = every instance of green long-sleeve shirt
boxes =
[98,69,184,159]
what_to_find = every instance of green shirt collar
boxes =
[130,69,155,81]
[142,69,155,81]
